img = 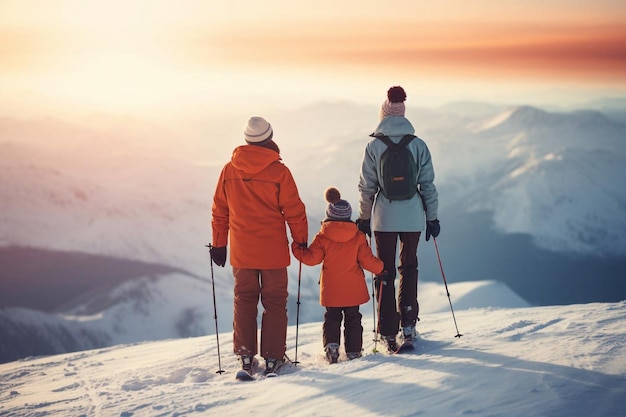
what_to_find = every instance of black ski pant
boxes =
[374,231,420,337]
[323,306,363,354]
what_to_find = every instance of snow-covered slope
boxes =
[1,301,624,417]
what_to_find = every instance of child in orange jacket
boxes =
[292,187,384,363]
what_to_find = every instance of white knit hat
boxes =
[244,116,273,143]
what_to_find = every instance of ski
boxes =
[235,369,255,381]
[396,341,415,353]
[394,328,418,354]
[372,332,418,355]
[375,341,414,355]
[235,369,281,381]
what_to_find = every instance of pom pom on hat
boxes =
[244,116,273,143]
[325,187,342,204]
[324,187,352,221]
[387,86,407,103]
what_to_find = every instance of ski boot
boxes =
[402,325,416,345]
[240,355,254,372]
[264,358,284,376]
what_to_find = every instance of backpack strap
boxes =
[375,134,416,148]
[398,134,416,147]
[375,134,395,148]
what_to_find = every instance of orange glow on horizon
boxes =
[1,0,626,116]
[201,22,626,84]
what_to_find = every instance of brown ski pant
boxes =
[232,267,288,360]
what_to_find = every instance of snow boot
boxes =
[325,343,340,364]
[382,335,398,353]
[346,351,362,360]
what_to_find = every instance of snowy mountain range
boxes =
[463,106,626,255]
[0,279,526,364]
[1,101,625,363]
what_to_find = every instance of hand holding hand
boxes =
[291,241,307,256]
[355,218,371,237]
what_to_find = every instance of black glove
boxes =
[425,219,440,241]
[373,271,391,287]
[355,218,371,237]
[210,246,227,267]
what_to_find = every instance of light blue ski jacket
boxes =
[358,115,438,232]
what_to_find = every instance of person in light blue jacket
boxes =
[356,86,440,353]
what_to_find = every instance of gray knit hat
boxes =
[244,116,273,143]
[324,187,352,220]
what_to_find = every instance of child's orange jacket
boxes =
[292,221,383,307]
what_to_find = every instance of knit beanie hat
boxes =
[244,116,273,143]
[324,187,352,221]
[379,86,407,120]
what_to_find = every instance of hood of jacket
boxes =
[231,145,281,175]
[319,220,359,243]
[371,115,415,139]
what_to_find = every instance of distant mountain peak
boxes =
[489,106,548,129]
[473,105,614,133]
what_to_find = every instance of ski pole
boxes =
[432,237,463,338]
[205,244,226,374]
[373,277,385,353]
[293,256,303,365]
[371,272,377,345]
[368,237,377,341]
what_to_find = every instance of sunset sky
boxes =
[1,0,626,119]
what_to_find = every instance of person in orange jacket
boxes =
[211,116,308,375]
[292,187,384,363]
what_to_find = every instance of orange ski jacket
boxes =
[292,221,383,307]
[212,145,308,269]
